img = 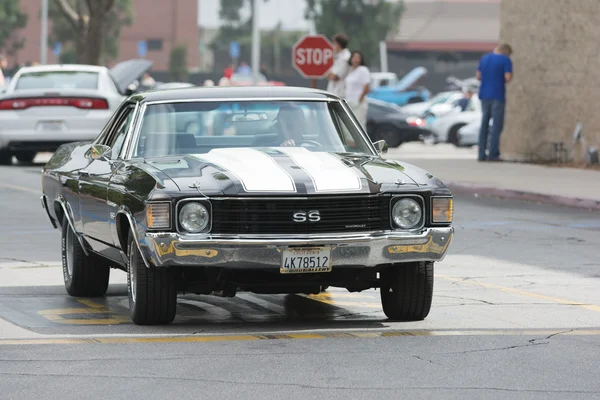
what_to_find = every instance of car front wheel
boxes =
[127,232,177,325]
[61,216,110,297]
[380,262,434,321]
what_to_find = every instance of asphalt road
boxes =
[1,156,599,399]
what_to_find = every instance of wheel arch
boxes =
[115,209,152,269]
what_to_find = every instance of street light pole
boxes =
[251,0,260,85]
[41,0,48,64]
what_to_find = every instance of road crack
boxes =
[443,329,574,355]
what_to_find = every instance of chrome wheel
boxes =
[66,226,74,278]
[129,250,137,303]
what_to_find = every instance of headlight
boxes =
[179,202,210,233]
[432,197,453,223]
[392,198,423,229]
[146,203,171,229]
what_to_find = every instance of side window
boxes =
[106,108,135,159]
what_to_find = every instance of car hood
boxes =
[109,59,153,93]
[139,148,447,196]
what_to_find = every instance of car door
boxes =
[78,105,136,257]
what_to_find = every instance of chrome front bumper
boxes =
[139,227,454,269]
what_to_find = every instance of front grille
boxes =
[210,195,391,234]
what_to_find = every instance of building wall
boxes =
[6,0,198,71]
[500,0,600,162]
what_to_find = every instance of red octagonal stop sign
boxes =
[292,35,335,79]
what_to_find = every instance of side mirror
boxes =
[373,140,388,154]
[89,144,111,161]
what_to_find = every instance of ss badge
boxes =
[293,210,321,222]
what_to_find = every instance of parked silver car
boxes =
[0,59,152,164]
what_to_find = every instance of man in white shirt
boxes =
[326,34,351,97]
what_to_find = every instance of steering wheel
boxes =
[299,140,323,149]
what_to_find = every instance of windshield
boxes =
[132,100,374,158]
[15,71,99,90]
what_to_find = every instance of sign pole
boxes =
[310,79,317,89]
[251,0,261,85]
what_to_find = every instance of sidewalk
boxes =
[386,143,600,210]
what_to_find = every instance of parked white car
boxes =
[428,95,482,145]
[0,59,151,164]
[457,118,493,147]
[400,90,464,117]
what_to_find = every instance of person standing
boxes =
[326,33,351,97]
[476,43,513,161]
[344,51,371,128]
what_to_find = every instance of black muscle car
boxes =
[41,86,454,325]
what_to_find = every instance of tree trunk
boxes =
[82,2,107,65]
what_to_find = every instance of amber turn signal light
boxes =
[432,197,453,223]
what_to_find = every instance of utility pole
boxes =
[251,0,260,85]
[41,0,49,64]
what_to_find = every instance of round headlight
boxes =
[179,202,209,233]
[392,198,422,229]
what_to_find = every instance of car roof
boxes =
[137,86,341,103]
[15,64,108,74]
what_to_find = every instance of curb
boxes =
[445,182,600,211]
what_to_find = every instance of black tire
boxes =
[61,216,110,297]
[0,149,12,165]
[448,124,466,146]
[320,285,329,292]
[380,262,434,321]
[376,125,403,148]
[127,232,177,325]
[15,152,36,163]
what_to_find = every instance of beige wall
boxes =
[500,0,600,162]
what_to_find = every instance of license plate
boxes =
[39,121,64,131]
[280,246,332,274]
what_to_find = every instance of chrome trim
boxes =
[40,195,57,229]
[144,97,337,105]
[145,200,173,231]
[389,194,426,231]
[117,208,151,269]
[430,195,454,225]
[118,101,141,160]
[141,227,454,268]
[175,198,213,234]
[124,101,147,160]
[55,196,89,256]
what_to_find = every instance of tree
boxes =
[0,0,28,55]
[169,45,188,81]
[50,0,133,65]
[305,0,404,66]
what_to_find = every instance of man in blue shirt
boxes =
[476,43,513,161]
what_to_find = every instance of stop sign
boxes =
[292,35,335,79]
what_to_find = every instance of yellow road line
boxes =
[2,329,600,345]
[438,275,600,313]
[0,183,40,195]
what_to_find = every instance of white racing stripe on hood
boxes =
[194,148,296,192]
[278,147,362,192]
